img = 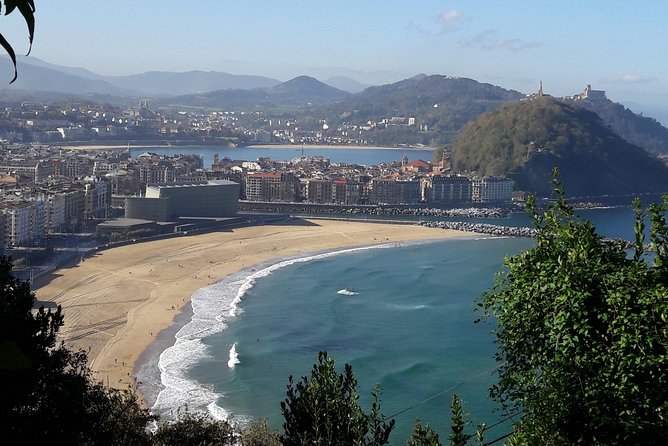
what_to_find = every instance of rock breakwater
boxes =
[420,220,636,250]
[419,221,537,238]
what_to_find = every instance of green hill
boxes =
[160,76,350,110]
[568,96,668,155]
[320,74,524,145]
[451,96,668,197]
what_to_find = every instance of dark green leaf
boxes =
[0,32,17,83]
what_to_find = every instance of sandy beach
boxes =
[34,219,467,405]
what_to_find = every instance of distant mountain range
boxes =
[0,57,135,96]
[105,71,281,96]
[0,56,368,96]
[3,56,668,163]
[157,76,351,109]
[325,76,369,93]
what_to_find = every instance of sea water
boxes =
[139,206,641,444]
[130,145,434,168]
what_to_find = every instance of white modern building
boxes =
[471,177,514,202]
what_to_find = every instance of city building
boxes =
[245,172,300,202]
[368,177,421,205]
[304,179,362,205]
[1,201,44,246]
[332,179,361,205]
[305,179,334,203]
[125,180,239,221]
[83,178,110,219]
[574,84,607,101]
[0,160,50,182]
[427,175,472,203]
[471,177,514,202]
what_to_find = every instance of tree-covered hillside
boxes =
[568,96,668,156]
[320,75,524,146]
[451,96,668,197]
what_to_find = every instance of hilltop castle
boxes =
[574,84,606,101]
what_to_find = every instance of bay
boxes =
[138,184,649,443]
[129,145,434,168]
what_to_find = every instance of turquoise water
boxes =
[142,206,642,444]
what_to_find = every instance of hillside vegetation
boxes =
[569,96,668,155]
[320,74,524,145]
[451,96,668,196]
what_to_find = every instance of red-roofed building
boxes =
[401,159,433,174]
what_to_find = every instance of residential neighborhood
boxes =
[0,100,515,251]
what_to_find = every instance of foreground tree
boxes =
[0,255,155,444]
[239,419,281,446]
[406,418,441,446]
[280,351,395,445]
[0,0,35,82]
[478,173,668,445]
[152,406,236,446]
[448,394,470,446]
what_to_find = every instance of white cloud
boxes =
[440,10,463,29]
[458,30,540,52]
[601,74,658,84]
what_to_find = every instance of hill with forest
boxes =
[316,74,525,146]
[451,96,668,197]
[567,95,668,156]
[4,57,668,158]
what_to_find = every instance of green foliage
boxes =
[323,75,522,145]
[448,394,469,446]
[478,173,668,445]
[152,406,236,446]
[0,254,156,444]
[0,1,35,83]
[451,96,668,196]
[569,96,668,156]
[279,351,395,446]
[432,147,446,164]
[406,418,441,446]
[239,419,281,446]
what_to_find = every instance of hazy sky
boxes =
[2,1,667,107]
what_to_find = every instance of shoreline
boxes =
[59,143,432,152]
[34,219,468,407]
[141,239,466,417]
[244,144,432,151]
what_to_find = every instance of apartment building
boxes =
[368,177,421,205]
[471,177,514,202]
[1,201,44,246]
[427,175,472,203]
[245,172,300,202]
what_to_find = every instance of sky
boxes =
[2,1,668,111]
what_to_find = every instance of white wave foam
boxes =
[337,288,359,296]
[228,342,240,368]
[389,303,430,311]
[152,243,394,421]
